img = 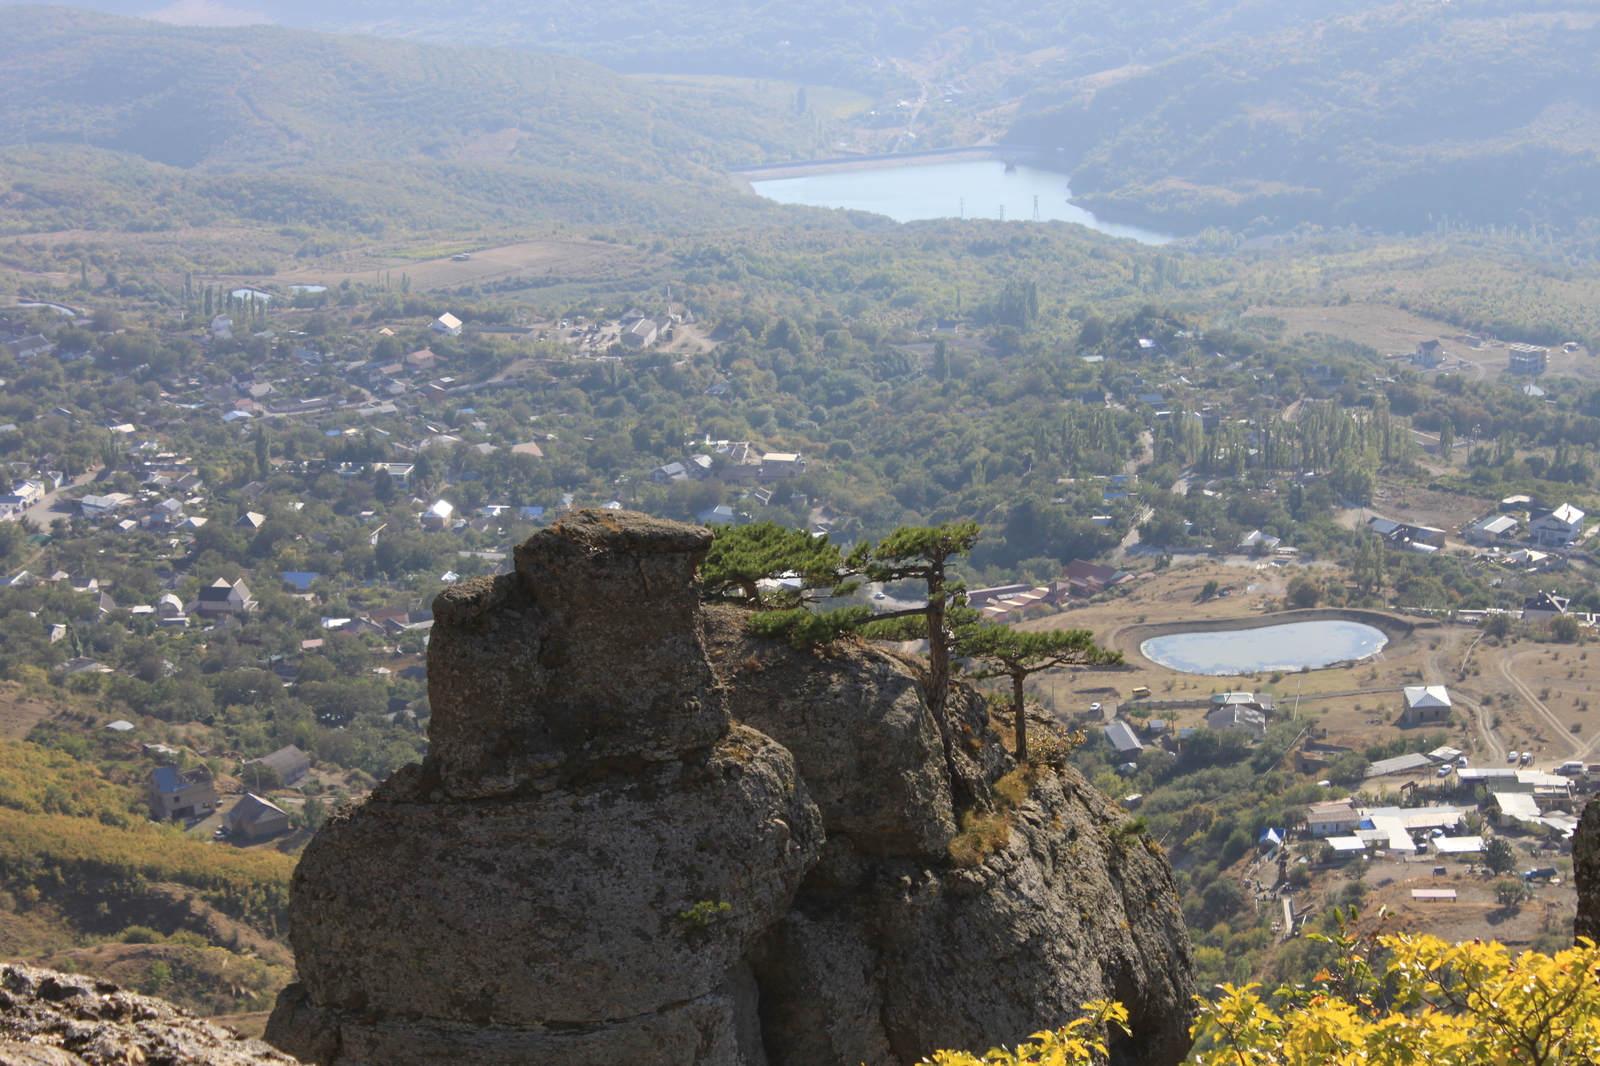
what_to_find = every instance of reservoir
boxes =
[1140,620,1389,675]
[748,159,1173,245]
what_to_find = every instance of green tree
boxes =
[1549,614,1581,643]
[1485,612,1513,638]
[854,521,982,716]
[701,522,850,609]
[1494,879,1530,908]
[1351,530,1385,593]
[253,425,270,481]
[1287,576,1322,609]
[1483,835,1516,874]
[956,626,1121,761]
[996,277,1039,329]
[931,336,951,381]
[239,760,283,792]
[1198,579,1220,602]
[1437,417,1454,465]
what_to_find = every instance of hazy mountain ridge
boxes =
[1011,2,1600,233]
[0,5,820,175]
[0,5,894,237]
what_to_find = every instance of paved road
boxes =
[14,470,97,529]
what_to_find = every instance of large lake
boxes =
[1140,620,1389,675]
[748,160,1173,244]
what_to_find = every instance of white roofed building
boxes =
[1401,685,1452,726]
[1531,503,1585,546]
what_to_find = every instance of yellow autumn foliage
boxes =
[922,936,1600,1066]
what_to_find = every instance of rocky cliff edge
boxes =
[264,510,1196,1066]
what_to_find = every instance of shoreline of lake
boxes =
[745,158,1175,244]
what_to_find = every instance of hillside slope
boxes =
[0,5,867,236]
[0,5,819,176]
[1011,2,1600,234]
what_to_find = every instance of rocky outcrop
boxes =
[1574,796,1600,943]
[708,610,1195,1066]
[0,964,301,1066]
[267,511,1195,1066]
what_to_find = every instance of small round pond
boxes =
[1140,619,1389,675]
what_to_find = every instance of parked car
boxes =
[1435,765,1452,777]
[1089,702,1102,713]
[1508,750,1520,763]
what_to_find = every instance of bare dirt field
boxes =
[1348,867,1576,949]
[0,683,60,740]
[1263,303,1599,380]
[7,229,665,298]
[276,238,665,292]
[1009,557,1600,769]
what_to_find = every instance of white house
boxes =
[760,453,807,479]
[430,313,463,337]
[196,578,254,619]
[1531,503,1585,546]
[1522,591,1571,621]
[79,493,131,518]
[1307,799,1361,838]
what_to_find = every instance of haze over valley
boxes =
[1,1,1600,1064]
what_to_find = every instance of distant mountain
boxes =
[3,0,1395,94]
[1011,2,1600,235]
[0,5,815,175]
[0,5,854,235]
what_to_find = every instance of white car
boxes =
[1089,702,1102,713]
[1507,750,1519,763]
[1435,765,1452,777]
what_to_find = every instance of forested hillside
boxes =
[1014,2,1600,235]
[0,6,871,236]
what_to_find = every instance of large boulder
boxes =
[268,511,1196,1066]
[708,612,1195,1066]
[267,512,823,1066]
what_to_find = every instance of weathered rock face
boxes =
[268,512,823,1066]
[707,610,1195,1066]
[268,511,1195,1066]
[0,964,303,1066]
[1574,796,1600,943]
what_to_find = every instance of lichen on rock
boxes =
[0,963,302,1066]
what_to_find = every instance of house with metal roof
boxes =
[196,578,253,618]
[1364,752,1434,778]
[1105,720,1145,756]
[1401,685,1452,726]
[225,793,291,839]
[242,744,310,787]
